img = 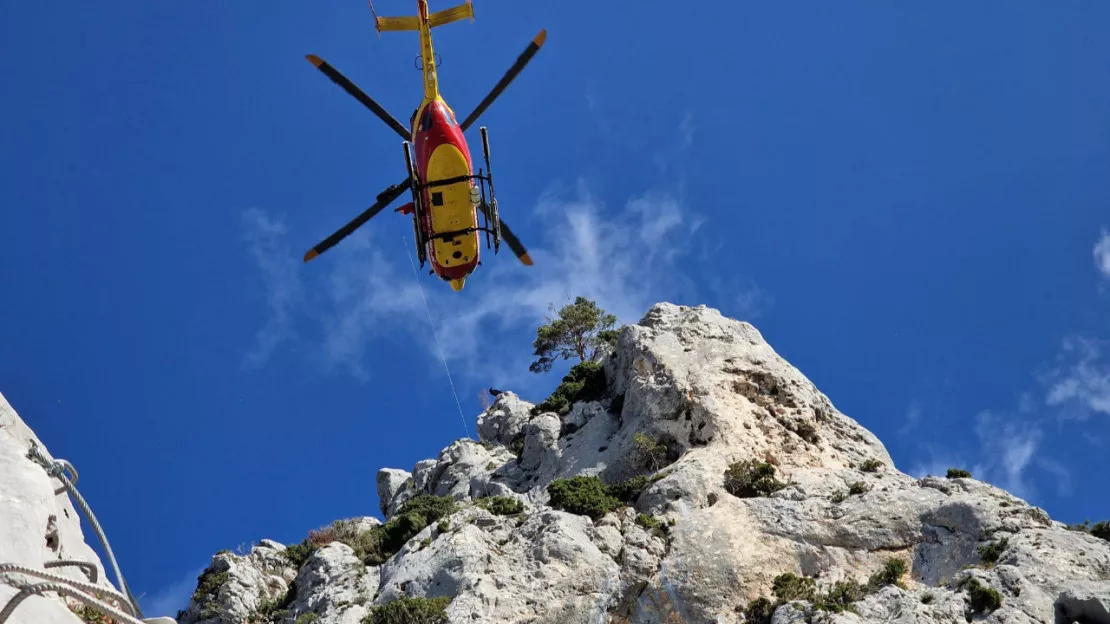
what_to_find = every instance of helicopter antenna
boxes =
[367,0,382,37]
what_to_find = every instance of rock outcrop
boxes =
[6,303,1110,624]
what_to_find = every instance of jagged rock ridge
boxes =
[150,304,1110,622]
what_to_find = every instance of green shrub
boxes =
[632,432,670,472]
[723,460,787,498]
[772,573,816,602]
[68,604,115,624]
[370,496,457,564]
[192,569,228,604]
[296,614,320,624]
[860,459,883,473]
[363,596,450,624]
[867,557,908,589]
[920,592,935,604]
[546,474,657,520]
[475,496,524,516]
[965,578,1002,614]
[1091,520,1110,542]
[946,468,972,479]
[977,537,1008,566]
[547,476,621,520]
[815,580,865,613]
[748,559,915,619]
[285,496,457,570]
[848,481,869,496]
[741,597,775,624]
[830,490,847,504]
[532,361,607,416]
[607,474,651,503]
[635,513,669,539]
[283,542,314,568]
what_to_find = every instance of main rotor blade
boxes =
[459,29,547,132]
[499,218,533,266]
[306,54,411,141]
[482,202,532,266]
[304,178,412,262]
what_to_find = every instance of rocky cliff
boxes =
[5,303,1110,624]
[0,391,176,623]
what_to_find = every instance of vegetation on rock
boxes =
[283,496,457,570]
[363,596,450,624]
[546,473,658,520]
[742,558,909,618]
[529,297,618,374]
[848,481,869,496]
[723,459,787,498]
[965,578,1003,614]
[860,458,883,472]
[1067,519,1110,542]
[632,432,670,472]
[189,567,229,620]
[977,537,1009,567]
[532,360,606,416]
[946,468,972,479]
[475,495,524,516]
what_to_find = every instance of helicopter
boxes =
[302,0,545,291]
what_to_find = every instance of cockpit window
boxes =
[437,102,458,127]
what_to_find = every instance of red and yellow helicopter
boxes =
[302,0,545,291]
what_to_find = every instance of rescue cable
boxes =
[403,236,472,440]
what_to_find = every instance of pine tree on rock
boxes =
[529,296,618,373]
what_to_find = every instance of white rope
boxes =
[19,442,145,619]
[403,235,472,440]
[0,564,133,616]
[0,580,147,624]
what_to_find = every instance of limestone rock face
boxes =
[0,392,133,623]
[9,303,1110,624]
[175,541,297,624]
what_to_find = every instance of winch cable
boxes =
[0,441,147,623]
[403,235,472,440]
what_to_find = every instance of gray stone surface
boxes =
[10,303,1110,624]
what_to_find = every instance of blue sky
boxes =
[2,0,1110,617]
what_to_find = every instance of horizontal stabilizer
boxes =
[375,15,421,32]
[429,2,475,28]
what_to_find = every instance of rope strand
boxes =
[403,236,472,440]
[24,442,143,618]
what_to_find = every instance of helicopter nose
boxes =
[450,278,466,292]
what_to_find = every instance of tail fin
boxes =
[428,1,474,28]
[370,1,474,33]
[374,15,421,32]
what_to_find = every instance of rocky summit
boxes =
[4,303,1110,624]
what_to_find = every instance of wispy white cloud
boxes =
[241,208,304,370]
[707,276,774,322]
[1093,227,1110,279]
[140,566,205,618]
[974,410,1043,500]
[241,175,706,391]
[679,112,695,151]
[1035,457,1073,497]
[898,400,922,437]
[906,446,967,480]
[1044,336,1110,420]
[906,406,1057,501]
